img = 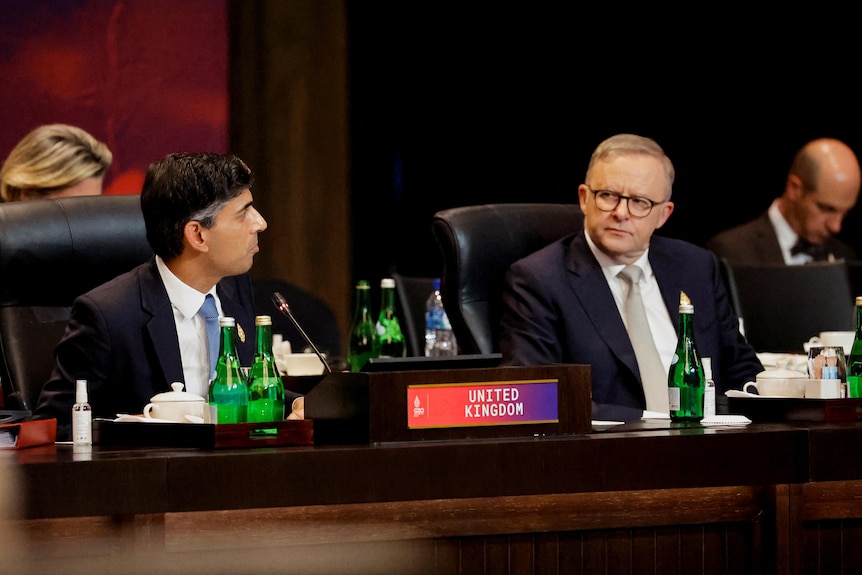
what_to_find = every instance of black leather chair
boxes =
[721,260,855,353]
[431,203,584,355]
[0,195,153,410]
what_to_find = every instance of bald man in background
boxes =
[706,138,861,265]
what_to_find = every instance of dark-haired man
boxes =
[34,152,299,439]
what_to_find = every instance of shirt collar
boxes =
[768,199,799,253]
[154,256,218,319]
[584,229,653,284]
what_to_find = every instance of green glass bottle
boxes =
[376,277,406,358]
[208,316,249,424]
[667,291,705,422]
[347,280,379,371]
[247,315,286,422]
[847,296,862,398]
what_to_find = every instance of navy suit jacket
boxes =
[500,232,763,420]
[705,211,857,265]
[34,258,265,439]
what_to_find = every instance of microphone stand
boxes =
[271,292,332,373]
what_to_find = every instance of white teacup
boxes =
[743,369,807,398]
[143,382,207,423]
[805,331,855,355]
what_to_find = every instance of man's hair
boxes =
[789,145,821,194]
[0,124,113,202]
[141,152,254,259]
[585,133,675,200]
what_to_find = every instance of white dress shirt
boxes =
[155,256,223,398]
[768,200,812,265]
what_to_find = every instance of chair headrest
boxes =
[431,203,584,354]
[0,195,153,307]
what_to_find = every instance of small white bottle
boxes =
[72,379,92,446]
[702,357,716,419]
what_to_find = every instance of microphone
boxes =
[271,291,332,373]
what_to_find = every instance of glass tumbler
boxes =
[807,346,847,397]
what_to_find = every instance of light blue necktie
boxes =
[199,294,220,378]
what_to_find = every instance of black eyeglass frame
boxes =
[585,185,666,218]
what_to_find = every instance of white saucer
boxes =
[591,420,625,431]
[725,390,803,399]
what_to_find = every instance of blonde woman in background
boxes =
[0,124,112,202]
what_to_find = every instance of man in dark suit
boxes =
[705,138,860,265]
[34,152,298,439]
[500,134,763,420]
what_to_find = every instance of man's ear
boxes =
[654,201,675,229]
[183,220,209,253]
[577,185,589,212]
[786,174,804,200]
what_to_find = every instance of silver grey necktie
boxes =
[618,265,669,413]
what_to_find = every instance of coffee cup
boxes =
[143,382,207,423]
[743,369,807,398]
[805,331,855,355]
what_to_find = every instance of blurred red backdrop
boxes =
[0,0,229,196]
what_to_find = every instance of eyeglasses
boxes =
[586,186,664,218]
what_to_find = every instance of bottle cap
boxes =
[856,296,862,306]
[701,357,713,379]
[381,278,395,289]
[678,291,694,314]
[255,315,272,326]
[357,280,370,289]
[75,379,88,403]
[219,316,236,327]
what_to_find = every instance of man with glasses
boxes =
[500,133,762,420]
[706,138,860,265]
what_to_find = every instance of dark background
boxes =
[3,1,861,340]
[347,4,862,283]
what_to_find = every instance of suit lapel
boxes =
[218,279,247,348]
[564,235,641,379]
[138,264,252,385]
[645,239,681,328]
[140,260,185,386]
[753,212,785,264]
[217,278,240,322]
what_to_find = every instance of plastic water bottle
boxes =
[425,278,457,357]
[702,357,716,419]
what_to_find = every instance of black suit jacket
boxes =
[34,259,268,439]
[500,232,763,420]
[705,211,857,265]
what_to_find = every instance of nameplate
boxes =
[407,379,559,429]
[305,365,590,443]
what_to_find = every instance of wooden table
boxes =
[6,420,862,574]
